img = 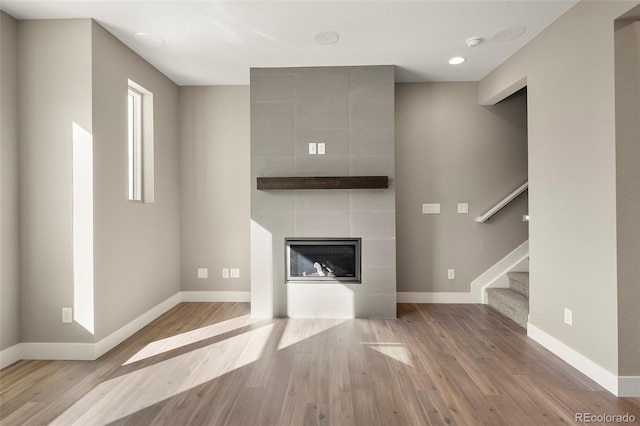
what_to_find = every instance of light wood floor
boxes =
[1,303,639,425]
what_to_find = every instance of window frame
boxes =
[127,80,154,203]
[128,86,143,201]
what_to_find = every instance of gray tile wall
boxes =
[250,65,396,318]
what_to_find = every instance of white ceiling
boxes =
[1,1,577,86]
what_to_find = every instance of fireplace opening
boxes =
[285,238,361,283]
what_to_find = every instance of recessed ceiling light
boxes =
[134,32,165,48]
[448,56,466,65]
[492,26,526,42]
[314,31,340,45]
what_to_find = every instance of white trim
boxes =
[0,293,250,366]
[1,293,181,365]
[180,291,251,302]
[398,241,529,305]
[527,322,621,396]
[473,240,529,304]
[618,376,640,397]
[20,342,95,361]
[0,343,24,369]
[94,293,181,359]
[397,292,477,304]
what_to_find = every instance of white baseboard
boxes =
[527,323,638,397]
[94,293,182,359]
[1,342,97,368]
[618,376,640,397]
[0,291,251,368]
[471,240,529,304]
[181,291,251,302]
[1,293,182,366]
[21,342,96,361]
[396,292,477,303]
[398,241,529,305]
[0,343,24,369]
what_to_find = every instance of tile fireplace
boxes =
[250,65,396,318]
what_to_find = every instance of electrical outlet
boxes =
[318,143,325,155]
[457,203,469,214]
[62,307,72,323]
[222,268,230,279]
[197,268,208,279]
[448,269,455,280]
[230,268,240,278]
[564,308,573,326]
[308,143,317,155]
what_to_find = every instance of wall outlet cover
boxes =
[62,307,73,323]
[230,268,240,278]
[448,269,455,280]
[222,268,230,279]
[318,143,325,155]
[564,308,573,326]
[422,203,441,214]
[197,268,208,279]
[308,143,317,155]
[457,203,469,214]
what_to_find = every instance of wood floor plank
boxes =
[278,353,311,425]
[416,389,457,426]
[327,349,355,425]
[303,402,330,426]
[1,302,639,425]
[350,389,379,426]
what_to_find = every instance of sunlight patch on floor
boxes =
[362,342,413,366]
[53,323,274,425]
[277,318,349,350]
[124,314,263,365]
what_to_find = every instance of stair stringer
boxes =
[467,240,529,304]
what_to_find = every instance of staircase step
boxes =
[507,271,529,298]
[487,288,529,329]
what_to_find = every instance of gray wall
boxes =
[250,66,396,318]
[12,18,181,344]
[179,86,251,293]
[480,0,638,375]
[395,83,528,293]
[18,19,94,343]
[615,16,640,377]
[91,22,181,341]
[1,11,20,351]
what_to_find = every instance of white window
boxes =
[127,80,154,203]
[128,87,142,201]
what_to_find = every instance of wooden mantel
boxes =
[257,176,388,190]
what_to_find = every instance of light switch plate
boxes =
[308,143,317,155]
[317,143,325,155]
[564,308,573,326]
[448,269,455,280]
[197,268,208,279]
[222,268,230,279]
[230,268,240,278]
[62,307,72,323]
[457,203,469,214]
[422,203,441,214]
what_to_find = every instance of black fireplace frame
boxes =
[285,237,362,283]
